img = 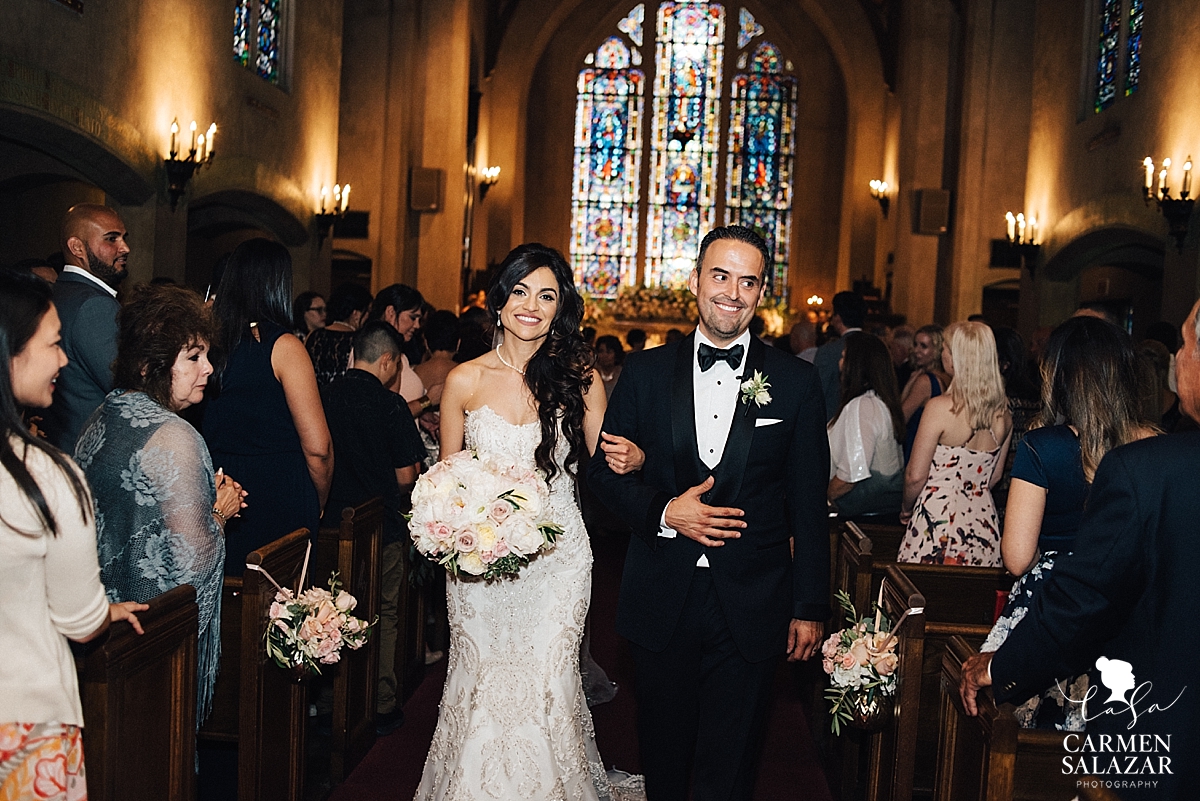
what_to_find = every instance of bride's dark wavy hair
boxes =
[486,244,594,483]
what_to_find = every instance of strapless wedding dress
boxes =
[413,406,643,801]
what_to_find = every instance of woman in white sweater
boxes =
[827,332,906,517]
[0,271,145,800]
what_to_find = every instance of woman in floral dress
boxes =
[980,316,1153,729]
[898,322,1012,566]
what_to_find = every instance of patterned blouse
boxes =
[75,391,225,724]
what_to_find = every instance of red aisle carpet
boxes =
[331,531,834,800]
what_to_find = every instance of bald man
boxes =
[42,204,130,449]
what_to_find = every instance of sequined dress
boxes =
[413,406,642,801]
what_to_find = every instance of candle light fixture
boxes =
[165,117,216,210]
[869,179,891,218]
[991,210,1041,272]
[315,183,352,246]
[1142,154,1195,252]
[478,166,501,201]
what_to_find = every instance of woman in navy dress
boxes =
[203,239,333,574]
[981,316,1153,729]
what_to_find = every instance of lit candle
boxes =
[333,184,342,212]
[1184,156,1193,199]
[1029,215,1038,245]
[340,184,350,213]
[1160,158,1171,199]
[197,134,206,163]
[190,120,197,154]
[206,124,217,159]
[1143,156,1154,191]
[1017,213,1026,244]
[320,185,328,214]
[170,118,179,158]
[1005,211,1016,242]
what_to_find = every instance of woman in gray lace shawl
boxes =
[74,285,246,724]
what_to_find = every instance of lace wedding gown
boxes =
[414,406,643,801]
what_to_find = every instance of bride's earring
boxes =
[492,322,504,350]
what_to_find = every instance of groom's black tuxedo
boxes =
[589,332,830,658]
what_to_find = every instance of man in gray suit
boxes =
[813,290,866,422]
[42,204,130,450]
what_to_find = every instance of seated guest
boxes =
[594,335,625,399]
[980,316,1151,730]
[898,321,1012,566]
[1,271,146,799]
[890,324,914,388]
[370,284,436,417]
[960,301,1200,801]
[292,291,326,343]
[307,282,373,386]
[989,325,1042,519]
[321,321,426,734]
[900,324,951,460]
[75,284,245,724]
[826,333,904,517]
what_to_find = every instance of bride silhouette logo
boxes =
[1095,657,1137,706]
[1056,655,1186,731]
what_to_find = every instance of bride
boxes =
[413,244,643,800]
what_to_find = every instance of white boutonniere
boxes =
[740,370,772,410]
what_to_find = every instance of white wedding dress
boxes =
[414,406,643,801]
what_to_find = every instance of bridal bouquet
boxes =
[265,572,372,677]
[822,589,901,734]
[408,450,562,580]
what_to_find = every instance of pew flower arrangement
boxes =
[822,589,902,735]
[265,572,372,677]
[407,450,562,580]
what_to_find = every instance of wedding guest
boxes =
[594,335,625,399]
[625,327,647,353]
[370,284,437,417]
[789,319,817,363]
[1135,338,1171,427]
[306,282,373,387]
[321,321,425,735]
[203,238,332,574]
[412,310,460,465]
[75,284,245,724]
[890,324,914,388]
[0,271,146,800]
[898,322,1012,566]
[7,257,59,284]
[900,324,951,460]
[989,325,1042,519]
[292,291,327,343]
[455,306,492,363]
[826,333,905,517]
[979,316,1152,730]
[814,291,867,422]
[664,328,685,345]
[581,326,597,348]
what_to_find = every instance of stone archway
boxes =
[185,190,311,293]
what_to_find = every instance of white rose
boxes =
[458,550,487,576]
[506,519,546,556]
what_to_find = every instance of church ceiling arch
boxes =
[188,189,308,248]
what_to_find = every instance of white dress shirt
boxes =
[660,329,752,566]
[61,264,118,298]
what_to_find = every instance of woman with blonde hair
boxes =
[898,321,1012,565]
[900,324,952,460]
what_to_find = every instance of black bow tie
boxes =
[697,342,744,372]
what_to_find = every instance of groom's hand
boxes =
[664,476,746,547]
[787,619,824,662]
[599,431,645,475]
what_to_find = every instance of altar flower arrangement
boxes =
[265,572,372,677]
[408,450,562,580]
[822,589,908,734]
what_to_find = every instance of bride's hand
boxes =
[599,432,645,474]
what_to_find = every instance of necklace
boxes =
[496,347,526,376]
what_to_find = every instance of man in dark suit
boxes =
[42,204,129,450]
[813,290,866,422]
[960,301,1200,801]
[588,226,829,801]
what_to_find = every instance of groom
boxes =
[588,225,829,801]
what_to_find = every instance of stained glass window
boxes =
[737,8,763,50]
[233,0,251,67]
[1095,0,1120,112]
[618,4,645,47]
[256,0,281,83]
[570,37,646,298]
[725,42,795,299]
[645,0,725,289]
[1125,0,1143,95]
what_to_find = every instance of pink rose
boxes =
[822,656,835,675]
[821,634,840,658]
[269,601,290,620]
[848,637,871,666]
[335,591,356,612]
[299,617,323,641]
[315,600,337,626]
[480,550,496,564]
[839,652,858,670]
[872,652,899,676]
[455,530,477,553]
[431,522,453,541]
[493,539,510,558]
[489,500,512,523]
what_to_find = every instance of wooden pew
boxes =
[935,636,1074,801]
[316,497,384,782]
[829,564,926,801]
[199,528,312,801]
[78,584,199,801]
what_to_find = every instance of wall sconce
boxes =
[165,118,216,210]
[869,180,891,218]
[989,211,1041,272]
[1143,155,1194,252]
[478,166,501,201]
[806,294,824,306]
[315,183,351,246]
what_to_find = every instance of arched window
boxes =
[570,3,798,300]
[234,0,285,85]
[1094,0,1144,113]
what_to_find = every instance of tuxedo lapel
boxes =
[671,333,707,491]
[710,336,766,506]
